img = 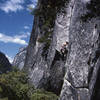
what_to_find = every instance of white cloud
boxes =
[27,4,35,11]
[0,33,28,45]
[0,0,24,13]
[0,0,38,13]
[27,0,38,11]
[14,34,28,39]
[6,55,13,63]
[31,0,38,5]
[26,32,30,36]
[18,32,30,37]
[24,26,30,29]
[28,4,35,9]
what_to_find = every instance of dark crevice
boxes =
[45,79,64,96]
[89,48,100,83]
[91,61,100,100]
[44,50,67,95]
[51,50,62,67]
[42,43,50,61]
[51,50,67,67]
[92,49,100,63]
[88,66,94,84]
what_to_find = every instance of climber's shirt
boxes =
[60,42,69,58]
[61,46,66,54]
[61,43,68,53]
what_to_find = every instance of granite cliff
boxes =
[13,47,27,70]
[22,0,100,100]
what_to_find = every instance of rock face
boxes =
[24,0,68,95]
[59,0,100,100]
[0,51,12,73]
[24,0,100,99]
[13,47,27,70]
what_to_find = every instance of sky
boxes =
[0,0,37,63]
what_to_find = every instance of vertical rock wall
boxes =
[13,47,27,70]
[24,0,100,99]
[24,0,71,95]
[60,0,100,100]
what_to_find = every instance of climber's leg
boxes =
[62,53,65,60]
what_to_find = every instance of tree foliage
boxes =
[0,70,58,100]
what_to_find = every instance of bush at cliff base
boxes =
[0,70,58,100]
[31,89,58,100]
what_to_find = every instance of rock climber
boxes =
[60,41,69,60]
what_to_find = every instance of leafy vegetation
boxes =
[41,41,51,60]
[0,97,8,100]
[37,31,51,59]
[37,31,52,43]
[31,0,69,42]
[31,89,58,100]
[0,69,58,100]
[81,0,100,21]
[0,71,30,100]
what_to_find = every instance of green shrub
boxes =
[37,32,52,43]
[0,97,8,100]
[0,71,33,100]
[31,8,42,16]
[0,71,58,100]
[31,89,58,100]
[12,66,19,72]
[0,86,2,93]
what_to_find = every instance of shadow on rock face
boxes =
[91,65,100,100]
[46,50,66,95]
